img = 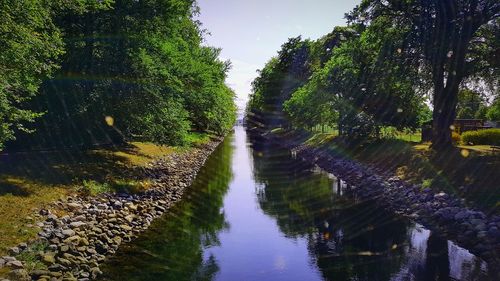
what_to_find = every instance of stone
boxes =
[62,229,76,237]
[47,214,58,222]
[90,267,102,279]
[454,211,469,220]
[113,237,122,245]
[69,222,86,229]
[57,258,72,267]
[8,269,30,281]
[124,215,135,223]
[8,247,20,256]
[31,270,51,277]
[50,271,63,277]
[79,238,90,246]
[65,235,81,244]
[125,203,137,211]
[6,260,24,269]
[60,245,70,252]
[120,225,132,231]
[17,243,28,251]
[66,203,82,211]
[3,256,16,262]
[42,253,56,265]
[475,223,487,232]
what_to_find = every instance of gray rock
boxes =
[30,269,51,277]
[47,214,58,222]
[17,243,28,251]
[454,211,468,220]
[67,203,82,211]
[3,256,16,262]
[90,267,102,279]
[6,260,23,269]
[8,247,20,256]
[62,229,76,237]
[57,258,72,267]
[72,215,86,222]
[8,269,29,281]
[69,222,86,229]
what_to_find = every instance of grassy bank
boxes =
[0,133,211,255]
[272,129,499,215]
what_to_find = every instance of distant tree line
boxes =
[248,0,499,149]
[0,0,236,151]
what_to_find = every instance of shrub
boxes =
[79,180,111,196]
[451,131,461,144]
[461,129,500,145]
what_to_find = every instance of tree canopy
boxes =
[0,0,236,151]
[248,0,499,148]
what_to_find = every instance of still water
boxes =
[101,126,496,281]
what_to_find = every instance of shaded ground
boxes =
[278,130,500,216]
[0,136,211,255]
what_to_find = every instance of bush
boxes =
[452,131,461,144]
[79,180,111,196]
[461,129,500,145]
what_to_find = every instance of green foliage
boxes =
[16,241,48,271]
[79,180,111,196]
[1,0,235,151]
[0,0,63,149]
[135,99,191,146]
[274,18,425,140]
[487,99,500,121]
[349,0,499,148]
[456,89,488,119]
[250,0,497,148]
[248,37,312,128]
[461,129,500,146]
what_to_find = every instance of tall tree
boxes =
[349,0,500,149]
[0,0,63,149]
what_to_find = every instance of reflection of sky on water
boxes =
[390,224,488,281]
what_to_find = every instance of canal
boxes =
[101,126,494,281]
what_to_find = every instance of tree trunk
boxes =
[431,86,458,150]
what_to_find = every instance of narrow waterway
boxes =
[101,126,495,281]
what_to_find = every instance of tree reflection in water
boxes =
[250,141,494,281]
[101,135,234,281]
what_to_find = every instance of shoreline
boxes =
[0,137,223,281]
[248,128,500,267]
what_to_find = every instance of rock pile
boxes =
[0,139,222,281]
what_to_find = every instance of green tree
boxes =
[248,37,312,129]
[487,99,500,120]
[0,0,63,149]
[456,89,488,119]
[8,0,235,150]
[349,0,500,149]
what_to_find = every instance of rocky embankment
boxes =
[257,130,500,266]
[0,138,222,281]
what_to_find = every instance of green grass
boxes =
[0,138,206,255]
[285,130,500,215]
[16,241,48,272]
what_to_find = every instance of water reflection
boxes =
[101,133,234,281]
[250,130,494,281]
[100,127,496,281]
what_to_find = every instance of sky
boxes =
[197,0,361,111]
